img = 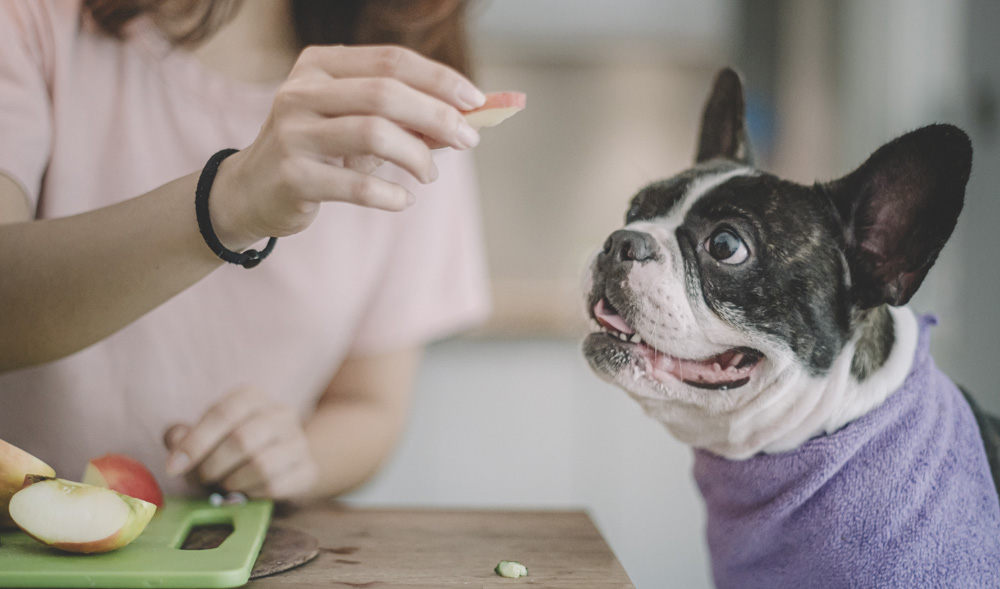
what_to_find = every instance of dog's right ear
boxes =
[828,124,971,309]
[695,68,753,165]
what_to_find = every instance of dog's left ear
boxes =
[696,68,753,165]
[827,124,972,309]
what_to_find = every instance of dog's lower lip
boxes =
[592,332,764,389]
[646,346,763,388]
[683,376,751,390]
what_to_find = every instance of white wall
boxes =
[473,0,733,49]
[835,0,1000,412]
[961,0,1000,413]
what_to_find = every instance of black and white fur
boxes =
[582,68,982,461]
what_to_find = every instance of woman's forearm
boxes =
[302,348,422,498]
[303,399,409,497]
[0,172,231,371]
[0,43,486,373]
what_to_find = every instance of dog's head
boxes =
[582,68,972,458]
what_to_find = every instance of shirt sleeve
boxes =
[348,148,493,355]
[0,0,58,209]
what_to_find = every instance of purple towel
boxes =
[693,316,1000,588]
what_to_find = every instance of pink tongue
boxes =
[594,299,634,335]
[647,349,749,384]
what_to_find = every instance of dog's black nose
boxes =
[602,229,657,263]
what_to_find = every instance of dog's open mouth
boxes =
[592,298,763,390]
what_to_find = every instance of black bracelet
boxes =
[195,148,277,269]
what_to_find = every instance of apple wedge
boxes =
[83,453,164,508]
[9,475,156,554]
[463,91,526,129]
[0,439,55,529]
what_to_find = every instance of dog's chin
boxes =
[585,298,765,393]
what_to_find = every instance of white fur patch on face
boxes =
[671,167,758,227]
[622,166,757,361]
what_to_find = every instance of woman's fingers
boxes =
[162,423,209,489]
[165,386,269,476]
[301,115,437,184]
[278,76,479,153]
[221,435,317,499]
[163,423,190,451]
[194,407,296,485]
[296,45,485,111]
[163,386,317,498]
[342,154,385,176]
[244,457,317,500]
[218,44,485,244]
[283,156,415,211]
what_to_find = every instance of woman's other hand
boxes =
[163,385,318,499]
[210,45,486,251]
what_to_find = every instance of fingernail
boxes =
[164,424,189,449]
[428,160,440,183]
[406,191,416,207]
[456,122,480,149]
[457,83,486,110]
[166,452,190,476]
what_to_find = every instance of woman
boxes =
[0,0,491,500]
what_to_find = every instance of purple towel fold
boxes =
[694,315,1000,588]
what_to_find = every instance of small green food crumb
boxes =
[494,560,528,578]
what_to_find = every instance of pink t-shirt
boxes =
[0,1,491,494]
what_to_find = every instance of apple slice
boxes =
[9,475,156,554]
[0,439,56,529]
[83,453,164,508]
[463,91,526,129]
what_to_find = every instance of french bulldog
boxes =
[582,68,1000,588]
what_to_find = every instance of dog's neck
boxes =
[667,306,919,459]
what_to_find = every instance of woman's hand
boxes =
[210,44,486,251]
[163,386,318,499]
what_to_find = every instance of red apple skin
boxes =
[16,524,141,555]
[462,91,526,129]
[82,453,164,508]
[464,91,527,114]
[11,475,157,554]
[18,518,148,555]
[0,439,55,529]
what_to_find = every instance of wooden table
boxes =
[248,504,635,588]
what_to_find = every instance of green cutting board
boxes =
[0,497,273,588]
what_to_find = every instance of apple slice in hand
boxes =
[9,475,157,554]
[0,439,55,529]
[83,453,164,508]
[463,92,526,129]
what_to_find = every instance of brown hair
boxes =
[82,0,473,76]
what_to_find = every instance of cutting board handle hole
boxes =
[178,522,235,550]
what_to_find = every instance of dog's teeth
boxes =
[619,333,628,341]
[630,334,642,344]
[591,319,601,332]
[713,362,722,372]
[730,353,744,368]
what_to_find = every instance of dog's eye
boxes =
[625,201,641,223]
[705,228,748,264]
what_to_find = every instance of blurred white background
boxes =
[347,1,1000,587]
